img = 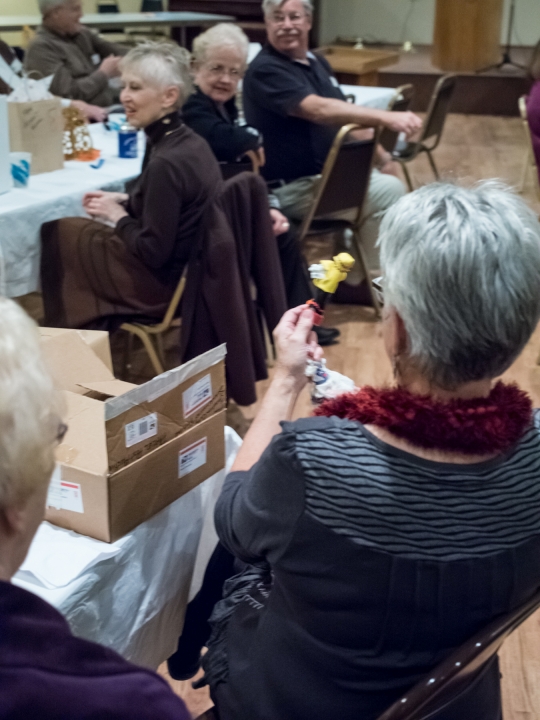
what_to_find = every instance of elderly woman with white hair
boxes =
[40,41,223,330]
[0,298,190,719]
[25,0,126,106]
[183,23,337,342]
[200,182,540,720]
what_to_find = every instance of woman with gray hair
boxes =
[41,41,223,330]
[0,298,190,719]
[201,182,540,720]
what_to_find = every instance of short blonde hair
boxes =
[192,23,249,67]
[0,299,61,509]
[121,41,192,107]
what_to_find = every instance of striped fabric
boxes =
[295,411,540,562]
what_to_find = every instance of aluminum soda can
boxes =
[118,122,138,158]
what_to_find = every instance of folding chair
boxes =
[518,96,540,201]
[219,149,262,180]
[120,270,186,377]
[379,84,415,153]
[376,585,540,720]
[392,74,457,192]
[296,124,381,316]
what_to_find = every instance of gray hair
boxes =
[121,41,192,107]
[262,0,313,17]
[379,181,540,389]
[38,0,69,14]
[192,23,249,66]
[0,299,62,509]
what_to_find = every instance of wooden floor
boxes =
[21,113,540,718]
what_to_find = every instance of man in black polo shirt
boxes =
[243,0,422,299]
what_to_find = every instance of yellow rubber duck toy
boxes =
[312,253,355,295]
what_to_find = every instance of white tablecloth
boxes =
[0,123,143,298]
[340,84,397,110]
[13,426,242,670]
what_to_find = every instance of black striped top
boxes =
[214,412,540,720]
[296,410,540,561]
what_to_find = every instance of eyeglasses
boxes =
[268,12,307,25]
[56,422,68,445]
[204,64,242,79]
[372,276,384,306]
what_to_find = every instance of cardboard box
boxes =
[40,327,113,374]
[45,344,227,542]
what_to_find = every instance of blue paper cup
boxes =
[10,152,32,188]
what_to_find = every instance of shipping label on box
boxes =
[103,345,226,474]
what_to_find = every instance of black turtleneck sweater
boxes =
[115,111,222,282]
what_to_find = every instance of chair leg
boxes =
[399,161,414,192]
[262,314,275,368]
[125,326,165,376]
[122,330,134,380]
[425,149,440,181]
[519,150,531,193]
[155,332,166,368]
[352,228,381,319]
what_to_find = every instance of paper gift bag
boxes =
[8,98,64,174]
[0,97,10,194]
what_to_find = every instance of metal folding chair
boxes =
[379,84,415,153]
[121,270,186,377]
[376,586,540,720]
[296,125,380,315]
[392,74,457,191]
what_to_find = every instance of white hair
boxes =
[38,0,70,15]
[262,0,313,16]
[379,181,540,389]
[0,299,62,509]
[192,23,249,66]
[121,42,192,107]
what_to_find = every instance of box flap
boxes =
[77,380,138,398]
[56,391,108,475]
[41,331,114,394]
[40,328,113,373]
[104,344,226,421]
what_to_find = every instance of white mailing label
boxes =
[125,413,158,448]
[183,374,212,418]
[47,465,84,513]
[178,437,207,478]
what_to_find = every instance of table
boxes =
[0,122,143,298]
[0,12,234,47]
[13,426,242,670]
[318,46,400,86]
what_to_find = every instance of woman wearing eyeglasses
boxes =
[202,182,540,720]
[183,24,338,345]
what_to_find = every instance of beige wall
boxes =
[0,0,141,46]
[319,0,540,48]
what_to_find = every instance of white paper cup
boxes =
[10,152,32,188]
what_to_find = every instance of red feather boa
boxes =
[313,382,533,455]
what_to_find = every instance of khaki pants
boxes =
[274,168,405,284]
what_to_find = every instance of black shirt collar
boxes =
[263,42,315,67]
[144,110,183,145]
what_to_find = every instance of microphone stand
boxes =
[477,0,525,73]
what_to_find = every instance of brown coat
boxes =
[181,171,287,406]
[24,26,126,106]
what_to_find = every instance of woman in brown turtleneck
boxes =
[41,41,223,330]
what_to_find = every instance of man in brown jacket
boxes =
[24,0,126,107]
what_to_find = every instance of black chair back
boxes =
[380,84,415,153]
[376,585,540,720]
[421,74,456,149]
[141,0,163,10]
[314,136,375,218]
[219,161,253,180]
